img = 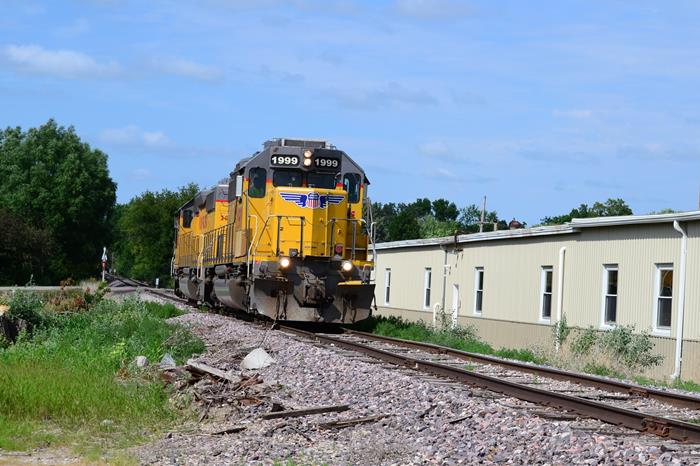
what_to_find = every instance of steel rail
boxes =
[344,329,700,411]
[279,325,700,443]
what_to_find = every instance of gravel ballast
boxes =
[137,308,699,465]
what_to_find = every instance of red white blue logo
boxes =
[280,192,345,209]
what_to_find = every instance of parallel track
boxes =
[344,329,700,410]
[279,325,700,443]
[139,288,700,443]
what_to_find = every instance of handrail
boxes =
[275,215,305,256]
[251,214,306,259]
[329,217,367,259]
[246,214,259,276]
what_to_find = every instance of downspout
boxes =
[671,220,687,381]
[440,245,448,321]
[555,246,567,352]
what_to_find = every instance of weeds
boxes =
[358,315,544,365]
[567,325,663,376]
[0,296,204,454]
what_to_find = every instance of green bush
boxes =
[600,325,663,369]
[568,324,663,375]
[571,327,598,355]
[7,291,46,328]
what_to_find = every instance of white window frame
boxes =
[384,268,391,305]
[423,267,432,309]
[653,263,673,336]
[539,266,553,322]
[473,267,484,315]
[600,264,618,329]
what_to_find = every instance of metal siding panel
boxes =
[565,224,680,336]
[374,246,444,312]
[445,236,572,325]
[684,222,700,341]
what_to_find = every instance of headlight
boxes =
[303,149,313,158]
[341,260,353,272]
[279,256,291,268]
[303,158,312,167]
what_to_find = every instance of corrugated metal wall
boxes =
[373,245,444,311]
[563,223,681,335]
[373,219,700,379]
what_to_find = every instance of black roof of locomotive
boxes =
[177,138,369,213]
[231,138,370,184]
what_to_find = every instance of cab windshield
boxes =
[307,173,336,189]
[272,170,337,189]
[273,169,303,187]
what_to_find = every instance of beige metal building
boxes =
[373,211,700,381]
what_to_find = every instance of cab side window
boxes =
[182,210,193,228]
[343,173,361,203]
[248,167,266,198]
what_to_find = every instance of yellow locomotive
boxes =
[172,138,375,323]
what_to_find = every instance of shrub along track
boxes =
[143,288,700,445]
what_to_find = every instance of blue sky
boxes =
[1,0,699,224]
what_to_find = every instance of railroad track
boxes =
[104,272,151,288]
[278,326,700,444]
[139,288,700,444]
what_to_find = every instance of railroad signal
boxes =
[101,247,108,282]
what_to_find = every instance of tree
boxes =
[0,120,116,283]
[648,208,677,215]
[0,209,53,285]
[432,199,459,222]
[387,209,421,242]
[458,204,499,233]
[113,184,199,284]
[540,198,633,225]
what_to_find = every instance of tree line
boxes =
[0,120,640,285]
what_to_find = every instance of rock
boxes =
[160,353,176,369]
[240,348,275,370]
[135,355,149,367]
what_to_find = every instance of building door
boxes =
[451,284,460,328]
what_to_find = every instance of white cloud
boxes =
[132,168,151,180]
[1,44,121,78]
[151,57,223,82]
[99,125,171,148]
[433,167,460,180]
[329,82,438,110]
[392,0,473,20]
[418,140,450,157]
[56,18,90,36]
[553,108,593,119]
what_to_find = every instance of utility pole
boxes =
[478,196,487,233]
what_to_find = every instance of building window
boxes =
[423,268,432,309]
[601,265,618,326]
[474,267,484,314]
[654,264,673,332]
[540,266,553,321]
[384,268,391,305]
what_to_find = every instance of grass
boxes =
[632,375,700,394]
[0,296,204,458]
[358,316,545,365]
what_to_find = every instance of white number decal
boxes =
[272,156,299,166]
[314,158,339,168]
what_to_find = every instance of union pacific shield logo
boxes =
[280,192,345,209]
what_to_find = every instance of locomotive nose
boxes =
[273,187,347,257]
